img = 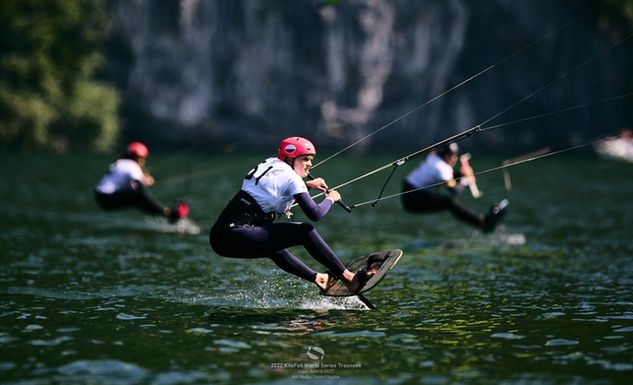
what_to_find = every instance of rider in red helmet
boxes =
[277,136,316,162]
[210,136,370,292]
[95,142,188,223]
[127,141,149,158]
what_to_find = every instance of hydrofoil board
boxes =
[321,249,402,297]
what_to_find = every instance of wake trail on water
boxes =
[3,283,368,311]
[193,281,369,310]
[143,217,201,235]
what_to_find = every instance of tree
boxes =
[0,0,120,151]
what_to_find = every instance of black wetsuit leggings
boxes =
[210,221,347,283]
[95,182,165,216]
[401,182,483,228]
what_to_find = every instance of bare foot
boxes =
[342,269,355,282]
[315,272,330,290]
[348,268,377,292]
[341,268,376,284]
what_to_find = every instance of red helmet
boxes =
[277,137,316,161]
[127,142,149,158]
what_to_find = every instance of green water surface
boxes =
[1,151,632,385]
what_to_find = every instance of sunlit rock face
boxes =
[109,0,632,151]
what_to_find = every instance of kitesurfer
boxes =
[209,136,372,292]
[95,142,189,223]
[401,142,508,232]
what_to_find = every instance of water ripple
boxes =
[57,359,148,384]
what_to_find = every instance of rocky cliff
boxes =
[106,0,633,152]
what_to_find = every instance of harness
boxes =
[215,190,275,228]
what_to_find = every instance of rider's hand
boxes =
[326,190,341,203]
[306,177,328,192]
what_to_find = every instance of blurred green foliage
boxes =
[0,1,631,152]
[616,0,633,18]
[608,0,633,29]
[0,0,120,152]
